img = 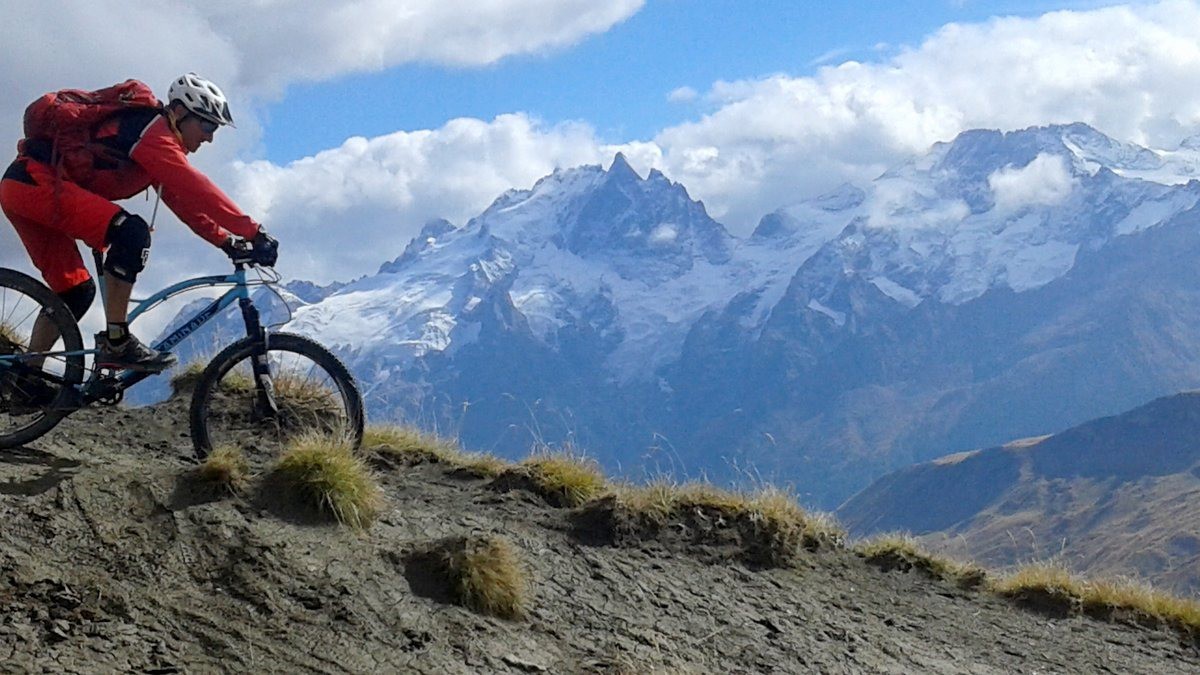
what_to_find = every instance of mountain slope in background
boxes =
[837,391,1200,594]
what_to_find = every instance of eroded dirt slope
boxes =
[0,400,1197,673]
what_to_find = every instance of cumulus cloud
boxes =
[0,0,643,161]
[668,86,699,103]
[988,153,1076,211]
[652,0,1200,229]
[207,0,646,94]
[0,1,643,101]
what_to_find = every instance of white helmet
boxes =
[168,73,235,127]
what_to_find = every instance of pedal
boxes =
[90,372,125,406]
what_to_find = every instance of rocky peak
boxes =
[379,218,458,274]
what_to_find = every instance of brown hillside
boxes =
[0,400,1197,673]
[838,391,1200,595]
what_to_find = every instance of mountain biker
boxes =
[0,73,277,378]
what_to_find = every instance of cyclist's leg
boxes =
[2,161,167,372]
[2,158,118,355]
[0,159,115,251]
[9,223,88,361]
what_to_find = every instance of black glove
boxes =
[251,229,279,267]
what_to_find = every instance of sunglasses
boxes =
[188,115,220,134]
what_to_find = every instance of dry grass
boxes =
[195,445,250,493]
[365,425,508,477]
[170,361,252,396]
[1085,579,1200,632]
[748,486,846,549]
[991,563,1078,597]
[171,359,340,411]
[365,426,461,463]
[618,480,845,548]
[991,563,1200,635]
[594,480,845,567]
[443,535,529,620]
[273,434,385,529]
[0,321,20,347]
[516,452,609,507]
[855,534,986,588]
[270,370,344,412]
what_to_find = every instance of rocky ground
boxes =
[0,399,1198,674]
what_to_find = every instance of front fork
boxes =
[239,297,278,419]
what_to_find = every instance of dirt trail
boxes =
[0,400,1197,673]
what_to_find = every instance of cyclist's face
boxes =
[179,114,218,153]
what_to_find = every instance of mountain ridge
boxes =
[837,390,1200,594]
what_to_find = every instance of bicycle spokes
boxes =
[0,271,86,446]
[195,337,359,460]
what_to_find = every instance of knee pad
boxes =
[57,279,96,321]
[103,212,151,283]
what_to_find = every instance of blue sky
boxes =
[263,1,1132,163]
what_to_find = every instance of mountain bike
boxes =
[0,248,364,459]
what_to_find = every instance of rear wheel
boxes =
[0,269,85,449]
[188,332,364,461]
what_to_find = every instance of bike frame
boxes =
[0,257,271,409]
[89,262,266,402]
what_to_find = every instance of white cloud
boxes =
[0,0,644,162]
[649,223,679,245]
[988,153,1077,211]
[866,176,972,230]
[0,1,644,99]
[201,0,646,94]
[668,86,699,103]
[651,0,1200,230]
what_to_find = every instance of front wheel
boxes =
[189,332,364,461]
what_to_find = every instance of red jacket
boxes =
[28,109,259,246]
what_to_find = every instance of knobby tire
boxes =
[188,332,364,460]
[0,268,85,449]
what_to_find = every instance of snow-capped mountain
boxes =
[287,152,745,384]
[162,123,1200,507]
[757,123,1198,310]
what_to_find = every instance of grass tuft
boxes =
[195,445,250,493]
[747,485,846,551]
[516,452,608,507]
[273,434,385,529]
[593,480,845,567]
[365,426,461,464]
[855,534,986,588]
[444,535,529,620]
[991,563,1200,636]
[365,425,508,477]
[0,321,20,347]
[170,361,252,397]
[990,562,1078,595]
[171,359,339,413]
[1084,579,1200,633]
